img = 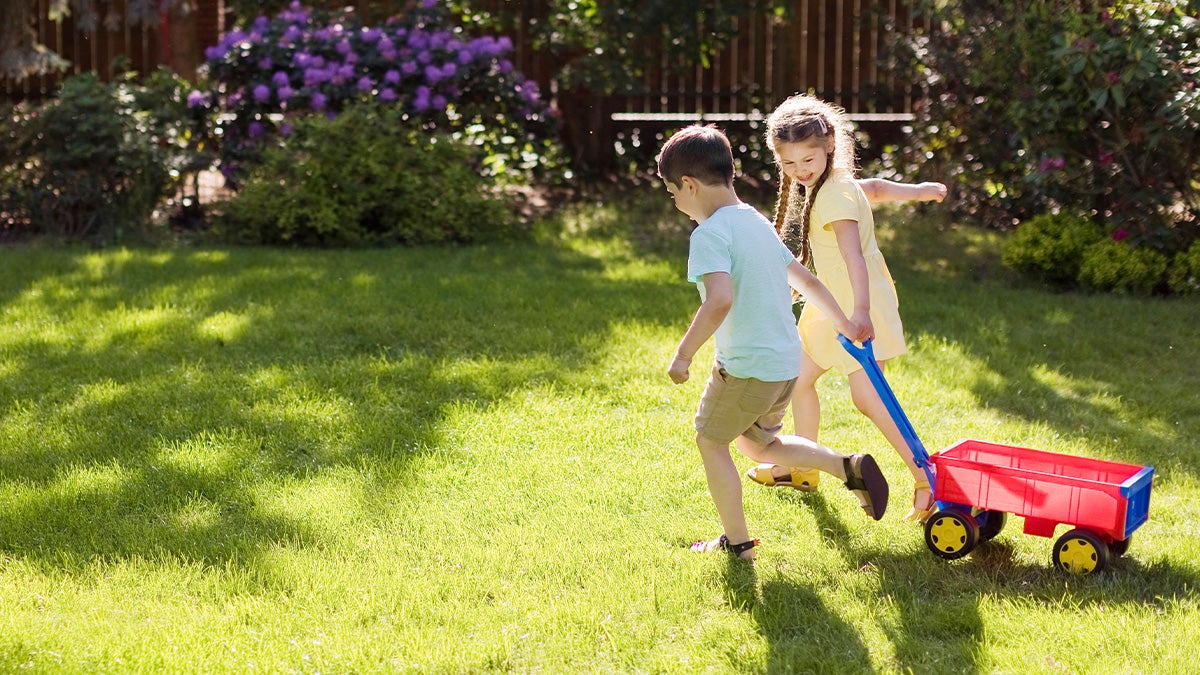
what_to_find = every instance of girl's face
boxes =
[774,139,830,188]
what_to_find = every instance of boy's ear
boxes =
[679,175,701,194]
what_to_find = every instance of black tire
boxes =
[1109,535,1132,558]
[1053,528,1109,575]
[924,509,979,560]
[975,509,1008,541]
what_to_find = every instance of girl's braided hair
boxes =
[766,94,857,265]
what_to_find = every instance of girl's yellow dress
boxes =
[797,168,907,374]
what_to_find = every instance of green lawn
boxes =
[1,191,1197,673]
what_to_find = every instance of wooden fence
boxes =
[3,0,926,168]
[0,0,225,97]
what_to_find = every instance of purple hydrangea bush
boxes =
[193,0,560,184]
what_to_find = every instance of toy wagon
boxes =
[838,337,1155,574]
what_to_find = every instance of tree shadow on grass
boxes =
[797,492,985,674]
[716,554,876,675]
[0,243,695,575]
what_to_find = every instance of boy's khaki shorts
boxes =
[695,363,796,446]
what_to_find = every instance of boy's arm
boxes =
[786,260,870,342]
[857,178,947,205]
[668,272,732,384]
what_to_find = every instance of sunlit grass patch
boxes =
[0,195,1196,672]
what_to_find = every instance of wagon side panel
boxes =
[1119,466,1155,539]
[933,440,1147,541]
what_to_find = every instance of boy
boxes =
[658,125,888,562]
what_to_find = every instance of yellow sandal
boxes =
[904,479,935,522]
[746,464,821,493]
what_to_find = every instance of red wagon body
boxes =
[838,336,1155,574]
[930,439,1154,542]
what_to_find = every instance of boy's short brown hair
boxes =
[656,124,735,187]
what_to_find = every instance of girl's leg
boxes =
[760,350,827,482]
[846,360,934,521]
[791,349,826,440]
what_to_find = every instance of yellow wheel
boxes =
[1053,528,1109,575]
[924,509,979,560]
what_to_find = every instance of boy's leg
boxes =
[751,351,827,486]
[737,433,845,479]
[690,364,766,559]
[737,433,889,520]
[696,433,752,550]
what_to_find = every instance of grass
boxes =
[1,187,1198,673]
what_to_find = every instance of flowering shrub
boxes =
[194,0,561,184]
[889,0,1200,293]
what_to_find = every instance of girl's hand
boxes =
[849,309,875,342]
[836,315,869,343]
[919,182,948,203]
[837,319,863,343]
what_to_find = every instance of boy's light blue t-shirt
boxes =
[687,203,801,382]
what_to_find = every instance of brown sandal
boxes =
[690,534,760,560]
[843,454,889,521]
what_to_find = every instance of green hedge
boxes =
[217,104,513,247]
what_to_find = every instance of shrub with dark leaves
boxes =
[193,0,562,185]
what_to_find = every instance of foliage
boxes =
[451,0,787,172]
[0,71,181,243]
[195,0,561,185]
[1000,210,1189,295]
[224,0,406,24]
[1075,236,1166,294]
[1077,238,1169,295]
[123,65,221,225]
[454,1,786,96]
[218,103,511,246]
[1168,240,1200,295]
[1000,213,1105,288]
[890,1,1200,254]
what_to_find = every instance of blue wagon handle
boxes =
[837,335,936,488]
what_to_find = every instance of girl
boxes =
[745,93,946,522]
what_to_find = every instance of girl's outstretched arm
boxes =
[857,178,947,204]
